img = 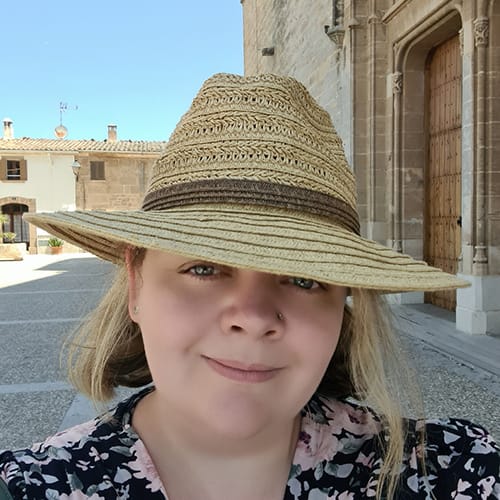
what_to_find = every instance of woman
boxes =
[0,73,498,499]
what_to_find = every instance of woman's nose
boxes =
[219,272,284,339]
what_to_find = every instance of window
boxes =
[7,160,21,180]
[90,161,105,180]
[0,158,27,181]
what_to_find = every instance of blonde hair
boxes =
[330,289,424,499]
[67,248,150,402]
[66,249,424,499]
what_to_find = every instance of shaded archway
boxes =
[0,197,37,253]
[1,203,29,245]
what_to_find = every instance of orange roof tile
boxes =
[0,138,168,154]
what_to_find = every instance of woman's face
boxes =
[128,249,346,440]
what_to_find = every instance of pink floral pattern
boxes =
[127,441,164,493]
[0,387,498,499]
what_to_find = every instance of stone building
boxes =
[241,0,499,334]
[0,121,167,254]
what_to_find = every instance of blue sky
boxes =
[2,1,243,141]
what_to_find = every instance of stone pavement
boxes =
[393,302,500,389]
[0,254,499,451]
[391,303,500,440]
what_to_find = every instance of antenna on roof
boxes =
[55,102,78,139]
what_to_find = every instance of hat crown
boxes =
[143,73,359,233]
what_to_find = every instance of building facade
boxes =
[0,121,167,254]
[241,0,500,334]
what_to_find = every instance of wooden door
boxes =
[425,35,462,311]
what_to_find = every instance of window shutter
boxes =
[0,158,6,181]
[90,161,105,180]
[20,159,27,181]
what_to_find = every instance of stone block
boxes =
[402,220,423,239]
[402,238,423,259]
[456,274,500,334]
[487,311,500,336]
[456,306,487,334]
[464,275,498,309]
[364,221,387,242]
[489,245,500,274]
[461,244,474,274]
[0,243,25,261]
[386,291,424,304]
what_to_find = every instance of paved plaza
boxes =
[0,254,499,451]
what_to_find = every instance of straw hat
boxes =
[25,73,469,292]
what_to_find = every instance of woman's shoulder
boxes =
[288,394,499,498]
[0,388,157,499]
[0,416,115,498]
[405,416,499,498]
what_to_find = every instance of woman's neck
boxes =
[132,390,301,500]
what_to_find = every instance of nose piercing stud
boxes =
[277,311,284,321]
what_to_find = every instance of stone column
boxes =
[391,70,403,254]
[456,13,500,335]
[472,16,489,275]
[366,2,385,242]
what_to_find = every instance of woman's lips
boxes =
[204,356,282,383]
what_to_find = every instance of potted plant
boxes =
[48,236,64,255]
[2,232,16,243]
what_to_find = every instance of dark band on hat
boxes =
[142,179,360,234]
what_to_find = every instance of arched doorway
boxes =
[1,203,30,248]
[424,34,462,310]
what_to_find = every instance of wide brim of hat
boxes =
[24,206,469,292]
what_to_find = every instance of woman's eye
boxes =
[189,264,218,276]
[289,277,320,290]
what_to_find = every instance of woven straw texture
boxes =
[25,73,469,292]
[149,73,354,206]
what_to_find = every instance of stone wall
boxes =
[242,0,354,164]
[74,155,156,210]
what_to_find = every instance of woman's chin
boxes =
[199,395,277,442]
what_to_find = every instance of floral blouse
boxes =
[0,387,498,499]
